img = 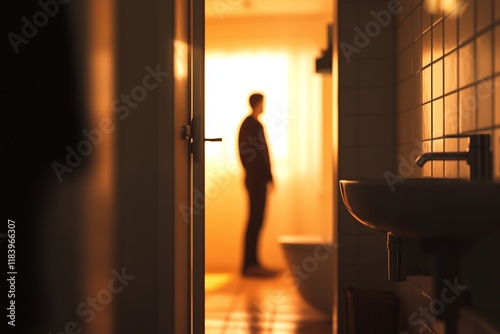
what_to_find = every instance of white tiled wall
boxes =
[397,0,500,180]
[337,0,397,332]
[394,0,500,333]
[337,0,500,332]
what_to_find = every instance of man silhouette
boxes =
[238,93,278,278]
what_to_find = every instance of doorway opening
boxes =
[204,0,335,332]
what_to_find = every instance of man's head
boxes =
[249,93,264,116]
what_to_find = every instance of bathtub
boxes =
[278,235,335,314]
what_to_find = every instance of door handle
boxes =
[183,125,222,142]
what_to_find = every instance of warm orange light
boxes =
[174,40,188,79]
[205,51,289,161]
[205,273,234,292]
[205,49,332,271]
[425,0,460,15]
[84,1,115,334]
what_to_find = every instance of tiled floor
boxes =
[205,272,332,334]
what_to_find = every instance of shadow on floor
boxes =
[205,272,332,334]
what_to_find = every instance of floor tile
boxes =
[205,272,333,334]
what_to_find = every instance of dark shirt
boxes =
[238,115,273,183]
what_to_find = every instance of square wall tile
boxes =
[339,115,358,146]
[413,38,422,74]
[399,47,414,82]
[338,235,358,265]
[339,147,358,179]
[433,98,444,138]
[413,106,423,141]
[496,0,500,21]
[359,58,395,87]
[477,78,493,129]
[413,71,422,108]
[360,87,395,115]
[433,59,444,99]
[476,30,493,81]
[364,29,395,58]
[422,141,432,176]
[459,86,477,132]
[494,75,500,125]
[476,0,493,32]
[459,0,475,45]
[358,265,392,290]
[358,234,387,265]
[398,0,413,25]
[358,2,388,29]
[433,21,444,60]
[444,8,458,54]
[339,59,358,88]
[433,10,444,26]
[338,2,357,30]
[422,3,432,34]
[359,115,395,146]
[494,25,500,75]
[422,102,432,139]
[432,139,445,177]
[339,88,358,115]
[358,146,396,179]
[398,15,413,53]
[399,78,413,112]
[398,112,405,144]
[413,4,422,42]
[422,66,432,103]
[399,109,413,144]
[444,92,459,135]
[338,205,358,235]
[338,264,359,290]
[459,42,475,88]
[444,138,459,177]
[422,31,432,66]
[444,51,458,94]
[458,138,469,178]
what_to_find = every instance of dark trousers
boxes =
[243,178,268,269]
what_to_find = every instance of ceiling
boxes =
[205,0,333,19]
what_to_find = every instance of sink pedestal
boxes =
[387,233,469,334]
[386,233,431,282]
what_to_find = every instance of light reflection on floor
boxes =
[205,272,332,334]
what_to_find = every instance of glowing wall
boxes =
[205,14,333,271]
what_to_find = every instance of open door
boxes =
[113,0,205,333]
[161,0,207,331]
[170,0,206,332]
[190,0,206,333]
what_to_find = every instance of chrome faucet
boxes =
[415,134,492,182]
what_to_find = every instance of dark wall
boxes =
[3,1,87,332]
